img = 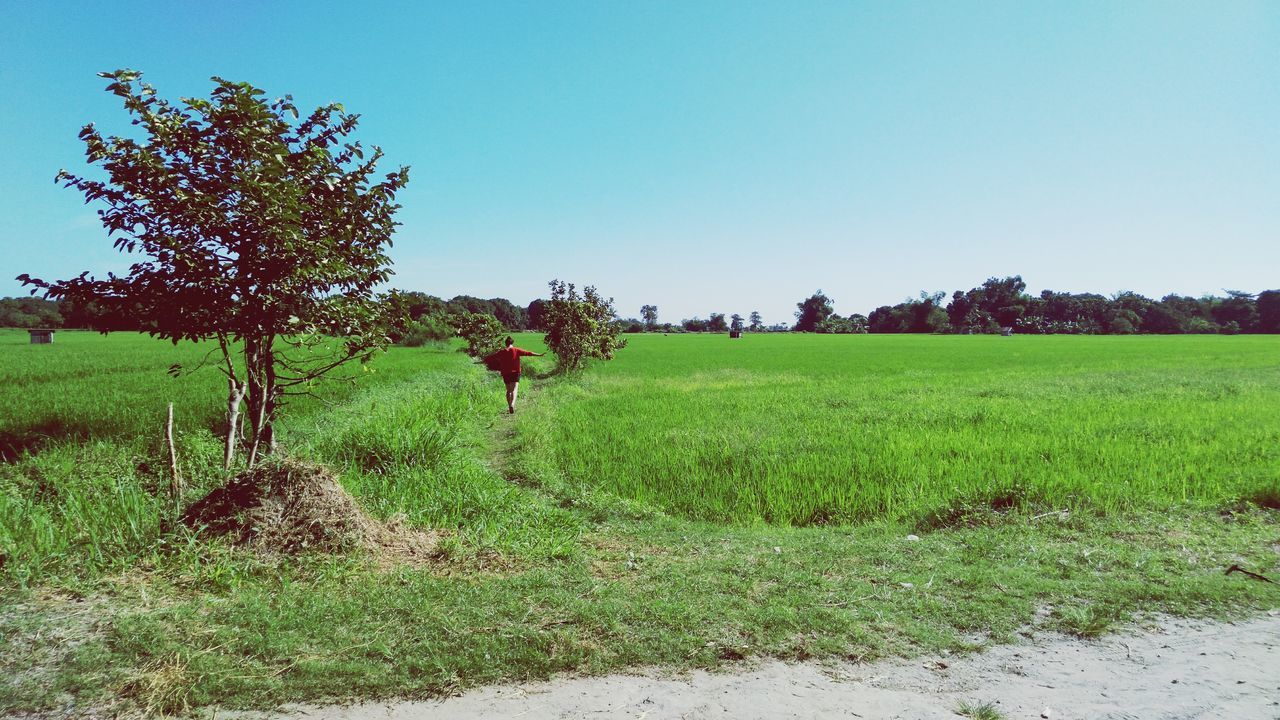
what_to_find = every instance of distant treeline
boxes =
[5,276,1278,336]
[0,296,123,330]
[0,292,541,335]
[638,276,1280,335]
[789,277,1280,335]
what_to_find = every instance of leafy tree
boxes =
[1110,291,1156,330]
[707,313,729,333]
[867,305,903,333]
[1102,292,1214,335]
[816,315,852,333]
[848,313,869,333]
[794,290,835,332]
[1211,290,1258,332]
[946,276,1027,333]
[980,276,1029,327]
[19,70,409,468]
[729,313,745,332]
[907,291,949,332]
[542,279,627,371]
[749,311,763,331]
[1105,308,1141,334]
[640,304,659,330]
[453,312,505,357]
[682,317,708,332]
[867,293,948,333]
[1256,290,1280,333]
[526,299,549,331]
[392,291,448,322]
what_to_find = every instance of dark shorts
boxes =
[502,373,520,385]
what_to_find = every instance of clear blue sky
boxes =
[1,1,1276,325]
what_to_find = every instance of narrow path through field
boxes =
[255,613,1280,720]
[481,374,543,483]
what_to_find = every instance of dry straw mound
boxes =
[181,458,438,561]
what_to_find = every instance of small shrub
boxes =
[955,700,1005,720]
[1053,604,1118,639]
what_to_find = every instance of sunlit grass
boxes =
[0,330,1277,714]
[0,329,558,586]
[539,334,1280,525]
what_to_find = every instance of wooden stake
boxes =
[167,402,182,511]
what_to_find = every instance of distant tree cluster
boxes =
[15,278,1276,339]
[381,291,540,347]
[391,280,627,373]
[786,291,868,334]
[792,278,1280,335]
[610,306,788,334]
[0,296,153,331]
[1,290,543,339]
[0,297,62,328]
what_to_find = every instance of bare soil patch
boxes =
[254,613,1280,720]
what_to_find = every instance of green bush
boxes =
[398,316,453,347]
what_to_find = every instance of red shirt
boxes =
[497,346,536,376]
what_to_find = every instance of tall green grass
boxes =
[0,330,572,587]
[3,330,1279,714]
[535,334,1280,525]
[4,330,1277,587]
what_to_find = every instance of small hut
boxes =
[729,330,742,339]
[28,328,55,344]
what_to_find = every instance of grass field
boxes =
[534,333,1280,524]
[1,329,1277,714]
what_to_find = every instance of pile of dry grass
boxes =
[180,458,439,561]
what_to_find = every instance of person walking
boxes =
[494,336,544,413]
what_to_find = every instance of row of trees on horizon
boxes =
[5,275,1278,337]
[780,276,1280,336]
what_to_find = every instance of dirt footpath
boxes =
[269,614,1280,720]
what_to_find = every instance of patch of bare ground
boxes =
[0,591,131,718]
[246,612,1280,720]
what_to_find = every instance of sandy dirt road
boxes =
[260,613,1280,720]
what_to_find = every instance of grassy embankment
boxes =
[1,330,1277,715]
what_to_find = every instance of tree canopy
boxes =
[19,70,409,467]
[794,291,835,332]
[542,280,627,371]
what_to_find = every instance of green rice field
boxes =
[3,330,1278,586]
[2,328,1278,713]
[534,333,1280,524]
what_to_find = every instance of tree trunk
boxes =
[245,334,278,468]
[223,376,247,470]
